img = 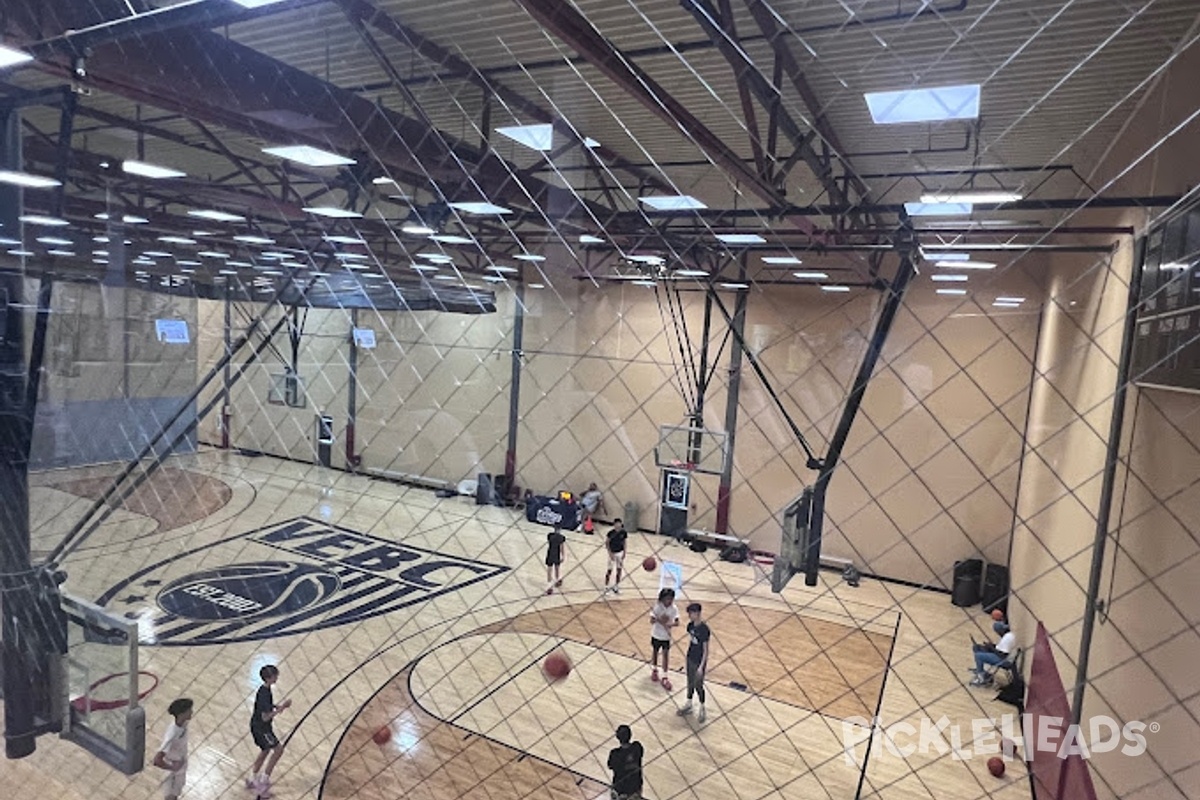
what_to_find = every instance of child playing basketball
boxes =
[153,698,193,800]
[649,588,680,689]
[677,602,711,722]
[604,518,628,594]
[545,524,566,595]
[246,664,292,797]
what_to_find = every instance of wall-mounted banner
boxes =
[97,517,508,645]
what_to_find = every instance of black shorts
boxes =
[651,637,671,654]
[545,556,562,567]
[252,727,280,751]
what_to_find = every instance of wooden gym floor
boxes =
[1,449,1029,800]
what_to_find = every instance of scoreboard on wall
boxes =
[1131,203,1200,392]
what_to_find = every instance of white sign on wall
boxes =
[352,327,377,348]
[155,319,190,344]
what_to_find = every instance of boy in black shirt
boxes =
[246,664,291,797]
[604,518,628,594]
[607,724,644,800]
[545,524,567,595]
[677,602,711,723]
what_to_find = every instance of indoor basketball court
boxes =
[1,3,1199,800]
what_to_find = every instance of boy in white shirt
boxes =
[153,698,193,800]
[649,588,680,690]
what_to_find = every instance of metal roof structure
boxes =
[1,0,1194,293]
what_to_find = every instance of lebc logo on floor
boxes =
[99,516,508,646]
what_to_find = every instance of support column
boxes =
[221,286,232,448]
[716,259,748,534]
[345,308,360,468]
[504,276,526,487]
[0,106,36,759]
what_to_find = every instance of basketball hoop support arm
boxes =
[804,223,918,586]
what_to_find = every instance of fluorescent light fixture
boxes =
[372,176,397,185]
[93,258,109,265]
[401,222,435,236]
[19,215,69,226]
[46,249,76,257]
[36,237,73,246]
[995,297,1026,303]
[122,160,186,179]
[335,252,370,260]
[675,269,709,278]
[993,301,1021,308]
[143,251,173,258]
[763,256,802,265]
[323,235,365,245]
[192,230,219,237]
[1160,261,1188,271]
[158,236,196,245]
[931,274,968,282]
[303,206,362,219]
[418,253,454,263]
[865,83,980,124]
[584,137,601,148]
[925,251,969,261]
[905,202,972,216]
[632,279,658,287]
[514,254,545,262]
[189,209,243,222]
[0,237,20,246]
[936,288,968,295]
[175,260,202,267]
[720,282,749,289]
[227,261,254,267]
[259,251,289,259]
[7,249,34,256]
[234,235,276,245]
[410,264,439,272]
[821,285,851,292]
[429,234,473,245]
[482,275,507,283]
[263,145,355,167]
[198,251,230,258]
[628,254,665,266]
[640,195,706,211]
[123,215,149,224]
[0,44,34,69]
[792,271,828,280]
[579,234,605,244]
[433,274,460,282]
[495,124,553,152]
[528,282,545,289]
[0,170,61,189]
[449,201,513,215]
[93,236,109,243]
[488,265,519,273]
[218,269,240,275]
[93,250,109,256]
[935,260,995,269]
[921,191,1022,204]
[716,233,766,245]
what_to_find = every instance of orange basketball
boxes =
[987,756,1005,777]
[991,609,1005,621]
[642,556,657,572]
[543,650,572,681]
[373,726,391,745]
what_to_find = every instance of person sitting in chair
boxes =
[970,620,1016,687]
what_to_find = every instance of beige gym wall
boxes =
[1007,37,1200,800]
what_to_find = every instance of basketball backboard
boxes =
[654,424,729,475]
[59,594,146,774]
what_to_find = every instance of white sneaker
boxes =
[612,585,620,594]
[698,706,707,723]
[676,703,693,716]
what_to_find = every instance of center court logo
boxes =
[841,713,1154,765]
[98,516,509,646]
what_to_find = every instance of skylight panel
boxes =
[263,145,355,167]
[640,195,707,211]
[865,84,980,124]
[495,124,554,152]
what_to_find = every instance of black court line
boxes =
[444,636,565,725]
[854,611,904,799]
